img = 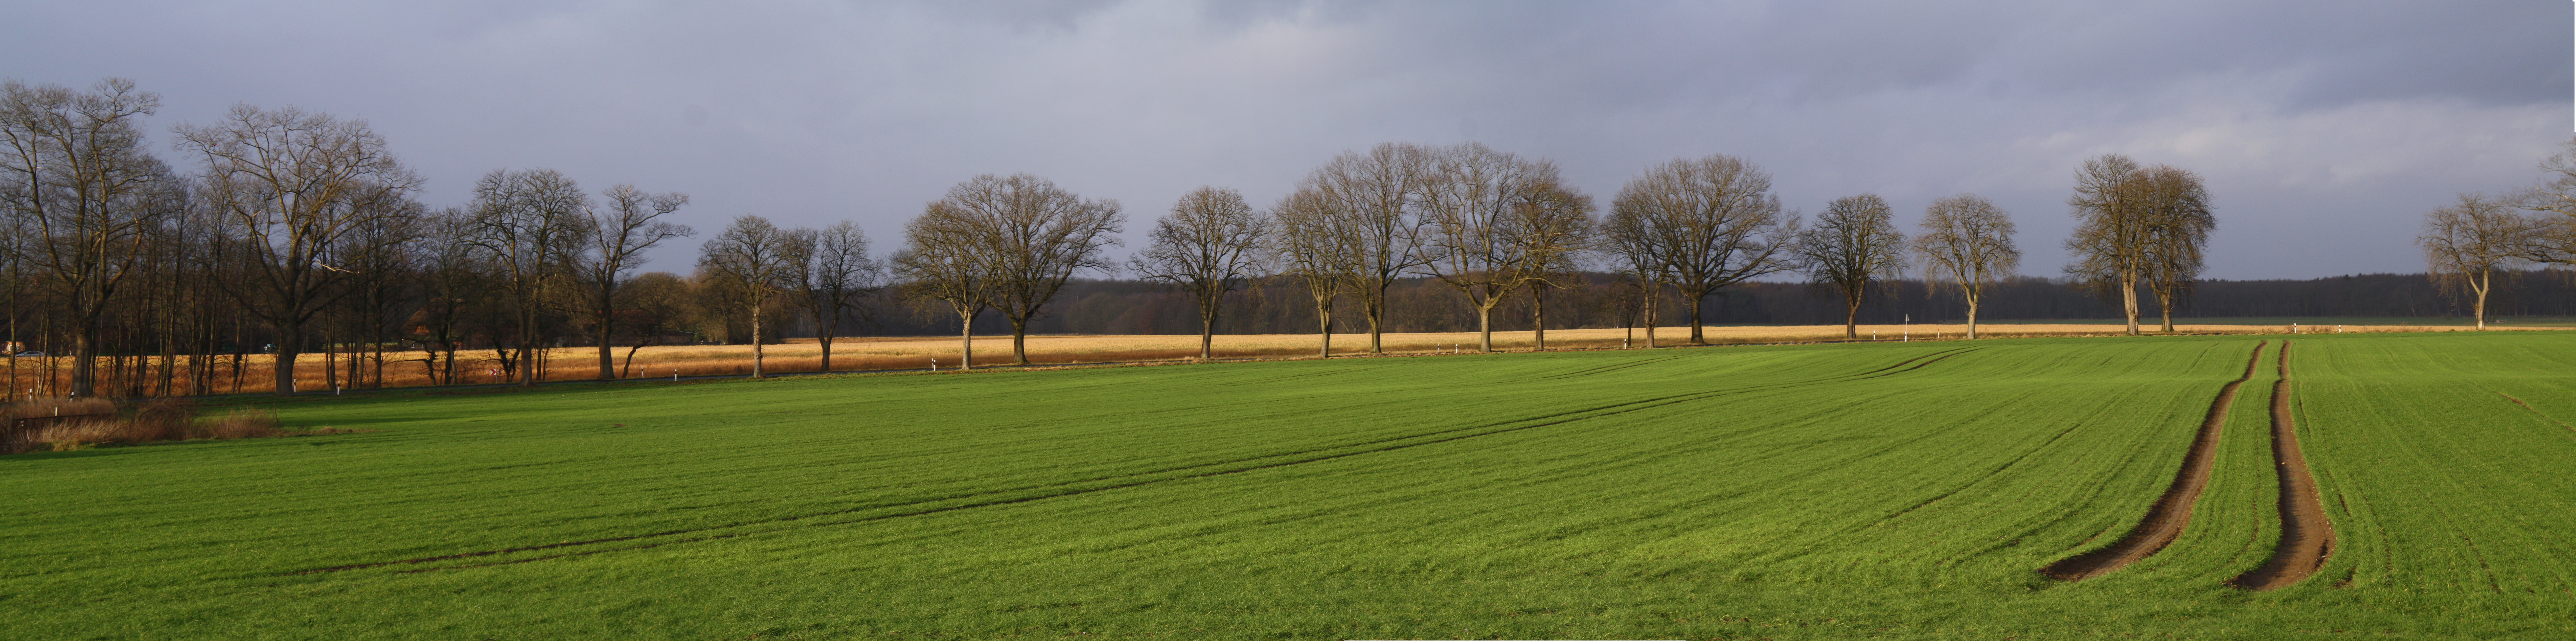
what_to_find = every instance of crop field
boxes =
[5,332,2573,639]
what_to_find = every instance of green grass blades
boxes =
[4,333,2572,639]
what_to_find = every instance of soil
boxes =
[2040,341,2267,581]
[2230,341,2336,590]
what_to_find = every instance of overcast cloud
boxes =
[4,0,2566,279]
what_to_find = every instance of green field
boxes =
[5,333,2573,639]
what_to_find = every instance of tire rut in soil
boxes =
[2039,340,2266,581]
[2229,340,2335,590]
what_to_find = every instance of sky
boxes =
[4,0,2568,280]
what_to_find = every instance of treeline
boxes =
[879,271,2574,337]
[8,76,2572,400]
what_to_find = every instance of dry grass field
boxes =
[4,321,2552,397]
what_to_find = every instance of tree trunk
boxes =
[819,334,834,373]
[271,319,302,395]
[1477,304,1493,353]
[70,326,96,398]
[1686,293,1705,345]
[1531,285,1548,352]
[2119,272,2141,336]
[596,318,616,380]
[1844,288,1864,339]
[1965,294,1981,340]
[1009,318,1028,365]
[750,305,766,379]
[1367,303,1384,354]
[1643,283,1659,349]
[957,306,974,371]
[1314,298,1333,358]
[2473,269,2490,330]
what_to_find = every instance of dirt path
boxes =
[2041,341,2267,581]
[2230,340,2336,589]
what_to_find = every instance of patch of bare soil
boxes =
[2040,340,2268,581]
[2230,341,2336,590]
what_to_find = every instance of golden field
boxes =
[5,321,2552,398]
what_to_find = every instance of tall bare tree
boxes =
[784,220,880,372]
[699,215,796,378]
[579,183,691,379]
[0,78,183,397]
[1610,154,1798,344]
[1794,194,1906,339]
[2064,154,2153,336]
[1310,143,1431,353]
[1914,194,2019,339]
[2514,136,2576,265]
[174,104,420,394]
[1600,196,1665,348]
[892,204,990,370]
[1415,143,1547,353]
[2136,165,2215,333]
[1509,177,1595,351]
[465,168,588,387]
[2421,193,2528,330]
[1131,186,1267,359]
[1271,187,1349,358]
[931,173,1122,364]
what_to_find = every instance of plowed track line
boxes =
[2040,340,2265,581]
[293,347,1981,576]
[2230,340,2335,590]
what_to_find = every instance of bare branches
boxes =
[698,215,797,378]
[1310,142,1431,353]
[1270,186,1351,357]
[1131,186,1267,359]
[173,103,419,394]
[2421,193,2528,329]
[0,78,180,397]
[1914,194,2018,339]
[929,173,1123,365]
[785,220,880,371]
[1609,154,1798,344]
[892,203,990,370]
[1415,142,1550,352]
[464,168,588,386]
[1794,193,1905,339]
[581,183,691,379]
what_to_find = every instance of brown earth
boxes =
[2230,341,2336,590]
[2040,340,2268,581]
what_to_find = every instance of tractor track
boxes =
[292,347,1981,576]
[2040,340,2266,581]
[2230,340,2335,590]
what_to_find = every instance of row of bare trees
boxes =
[0,77,894,398]
[894,143,2054,364]
[2419,137,2576,329]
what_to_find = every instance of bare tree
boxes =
[1610,154,1798,344]
[0,78,183,397]
[1600,198,1665,348]
[2514,136,2576,265]
[1509,178,1595,351]
[892,204,989,370]
[1913,194,2020,339]
[2421,193,2528,330]
[174,104,420,394]
[1794,194,1906,339]
[1131,186,1267,359]
[932,173,1122,364]
[699,215,796,378]
[578,184,690,379]
[414,207,481,385]
[1414,143,1546,353]
[2137,166,2215,332]
[2064,154,2153,336]
[785,220,880,371]
[1271,187,1349,358]
[464,168,588,387]
[1310,143,1431,353]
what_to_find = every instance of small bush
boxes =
[1,400,328,454]
[192,408,284,440]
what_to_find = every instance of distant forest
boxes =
[838,270,2576,338]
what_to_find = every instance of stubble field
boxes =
[3,331,2572,639]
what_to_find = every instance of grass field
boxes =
[4,331,2572,639]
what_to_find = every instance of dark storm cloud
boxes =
[2,0,2565,279]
